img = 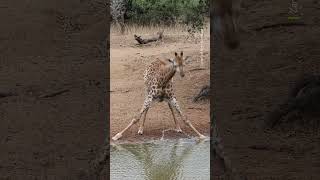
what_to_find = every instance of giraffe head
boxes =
[174,51,185,78]
[213,0,241,49]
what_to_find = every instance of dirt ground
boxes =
[110,30,210,143]
[213,0,320,179]
[0,0,108,179]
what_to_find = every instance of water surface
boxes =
[111,138,210,180]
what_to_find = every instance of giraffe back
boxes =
[144,58,176,90]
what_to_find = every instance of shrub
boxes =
[120,0,209,32]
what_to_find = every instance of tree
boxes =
[110,0,127,34]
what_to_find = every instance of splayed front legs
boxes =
[112,95,207,141]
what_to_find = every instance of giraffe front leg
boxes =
[138,95,153,135]
[138,108,149,135]
[168,102,182,133]
[112,96,153,140]
[169,97,206,139]
[112,116,140,141]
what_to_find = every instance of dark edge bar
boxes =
[210,0,214,179]
[106,0,111,179]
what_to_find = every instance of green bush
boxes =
[124,0,209,31]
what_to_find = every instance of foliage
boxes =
[112,0,209,32]
[110,0,127,22]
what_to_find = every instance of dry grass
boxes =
[110,22,210,48]
[110,22,210,38]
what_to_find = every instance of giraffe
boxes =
[112,51,206,141]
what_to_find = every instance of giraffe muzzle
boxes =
[180,72,185,78]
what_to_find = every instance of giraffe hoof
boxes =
[112,133,122,141]
[138,129,143,135]
[199,135,207,139]
[175,128,182,133]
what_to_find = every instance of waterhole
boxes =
[111,138,210,180]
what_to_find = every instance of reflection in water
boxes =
[111,139,210,180]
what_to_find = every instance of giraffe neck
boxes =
[162,59,176,85]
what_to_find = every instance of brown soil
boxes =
[110,32,210,143]
[0,0,107,179]
[213,0,320,179]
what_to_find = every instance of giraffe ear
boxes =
[180,51,183,56]
[184,56,190,61]
[175,52,178,56]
